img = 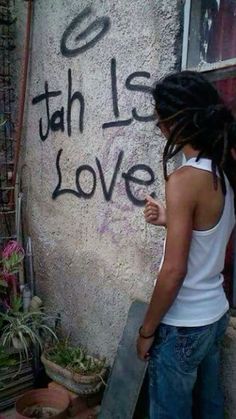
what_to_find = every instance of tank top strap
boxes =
[182,157,220,178]
[181,157,233,201]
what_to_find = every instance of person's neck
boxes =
[182,145,200,160]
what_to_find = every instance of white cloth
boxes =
[161,157,235,326]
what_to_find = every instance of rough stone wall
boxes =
[16,0,180,362]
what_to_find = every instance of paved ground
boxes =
[0,407,98,418]
[0,409,15,418]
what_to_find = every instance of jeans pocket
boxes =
[175,327,211,372]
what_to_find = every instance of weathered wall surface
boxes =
[16,0,181,362]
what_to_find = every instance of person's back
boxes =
[136,70,236,419]
[162,157,235,327]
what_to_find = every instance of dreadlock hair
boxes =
[152,71,236,195]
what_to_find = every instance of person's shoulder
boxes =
[168,166,197,187]
[166,166,199,201]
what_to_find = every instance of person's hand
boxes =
[136,335,155,361]
[144,195,166,227]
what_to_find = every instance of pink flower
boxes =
[2,240,24,260]
[2,272,17,284]
[2,272,18,298]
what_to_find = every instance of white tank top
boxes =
[161,157,235,327]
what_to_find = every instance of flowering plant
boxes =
[0,240,25,310]
[2,240,24,272]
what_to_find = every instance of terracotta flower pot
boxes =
[15,388,70,419]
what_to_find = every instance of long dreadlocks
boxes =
[152,71,236,195]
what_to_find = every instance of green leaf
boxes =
[0,279,8,287]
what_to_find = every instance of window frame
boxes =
[182,0,236,72]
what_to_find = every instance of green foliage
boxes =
[0,345,17,368]
[0,345,17,388]
[0,278,7,297]
[10,295,23,313]
[0,279,7,289]
[46,340,106,376]
[2,251,23,273]
[0,115,7,127]
[0,309,58,361]
[0,240,25,308]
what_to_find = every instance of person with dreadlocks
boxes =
[136,71,236,419]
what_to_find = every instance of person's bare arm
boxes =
[137,169,196,360]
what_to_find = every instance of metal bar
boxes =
[182,0,191,70]
[10,0,33,206]
[26,237,36,295]
[187,57,236,73]
[204,66,236,83]
[0,186,14,190]
[16,191,23,242]
[0,235,16,239]
[0,137,15,141]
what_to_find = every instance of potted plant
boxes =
[15,388,70,419]
[0,240,57,357]
[41,340,108,395]
[0,240,60,409]
[0,306,58,358]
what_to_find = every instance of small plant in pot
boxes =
[0,240,58,363]
[0,305,58,359]
[41,339,108,395]
[0,302,58,372]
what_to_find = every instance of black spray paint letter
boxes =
[32,69,85,141]
[102,58,154,129]
[32,83,62,142]
[126,72,155,122]
[122,165,156,206]
[60,6,111,57]
[52,149,156,206]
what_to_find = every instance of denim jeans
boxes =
[148,312,229,419]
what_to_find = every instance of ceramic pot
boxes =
[15,388,70,419]
[41,353,107,395]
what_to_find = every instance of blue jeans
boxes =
[148,312,229,419]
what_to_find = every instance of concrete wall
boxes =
[16,0,181,361]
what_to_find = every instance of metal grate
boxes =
[0,0,16,245]
[0,351,34,411]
